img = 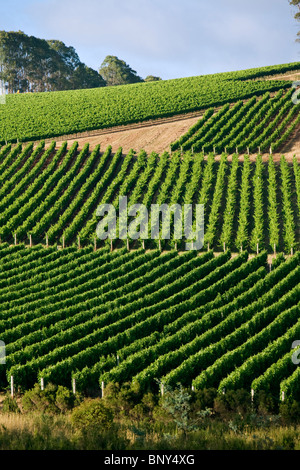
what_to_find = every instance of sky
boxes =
[1,0,300,80]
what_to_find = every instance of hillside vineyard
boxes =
[0,244,299,403]
[0,61,299,144]
[0,142,299,253]
[0,61,299,405]
[170,90,300,154]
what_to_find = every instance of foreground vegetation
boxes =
[1,382,300,450]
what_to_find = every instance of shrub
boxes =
[55,386,76,413]
[21,383,78,414]
[71,398,113,432]
[213,389,252,419]
[1,395,20,413]
[192,388,218,411]
[254,390,278,415]
[279,399,300,425]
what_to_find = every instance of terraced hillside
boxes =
[0,243,299,404]
[0,61,299,406]
[0,141,299,253]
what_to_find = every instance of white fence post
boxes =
[10,376,14,399]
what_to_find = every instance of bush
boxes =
[71,398,113,432]
[21,383,78,414]
[279,399,300,425]
[254,390,278,415]
[55,386,76,413]
[213,389,252,419]
[1,395,20,413]
[192,388,218,411]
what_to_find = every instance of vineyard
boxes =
[0,61,299,144]
[0,60,299,408]
[171,89,300,154]
[0,140,299,253]
[0,243,299,405]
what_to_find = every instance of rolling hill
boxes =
[0,61,299,406]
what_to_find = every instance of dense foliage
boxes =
[0,30,106,93]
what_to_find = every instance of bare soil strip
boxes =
[51,115,202,155]
[48,112,299,163]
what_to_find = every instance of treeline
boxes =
[0,30,106,93]
[0,31,161,94]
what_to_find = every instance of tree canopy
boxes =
[0,31,106,93]
[289,0,300,40]
[0,31,161,94]
[99,55,144,86]
[144,75,162,82]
